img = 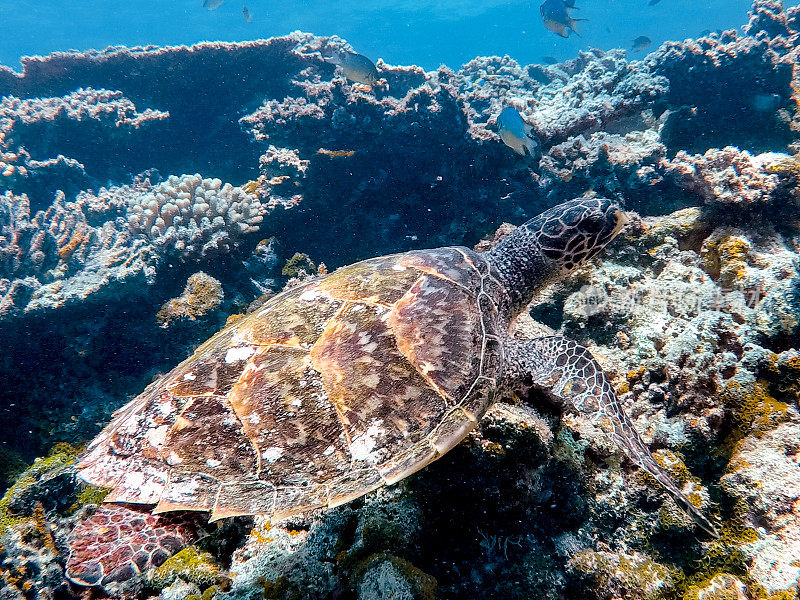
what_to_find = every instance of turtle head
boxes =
[486,196,628,316]
[534,196,627,274]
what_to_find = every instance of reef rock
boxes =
[720,414,800,594]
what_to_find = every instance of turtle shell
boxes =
[78,247,506,521]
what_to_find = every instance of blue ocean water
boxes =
[0,0,793,70]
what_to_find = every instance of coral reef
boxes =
[665,147,785,206]
[157,272,224,327]
[0,174,273,321]
[647,28,796,155]
[0,0,799,598]
[566,550,675,600]
[525,203,800,598]
[720,417,800,595]
[0,88,167,208]
[128,174,268,258]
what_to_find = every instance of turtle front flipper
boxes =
[504,336,719,538]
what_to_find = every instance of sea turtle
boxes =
[67,197,717,593]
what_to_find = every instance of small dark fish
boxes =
[202,0,223,10]
[540,0,583,38]
[632,35,652,51]
[751,93,781,113]
[242,5,252,22]
[542,55,558,64]
[648,0,661,5]
[325,51,381,86]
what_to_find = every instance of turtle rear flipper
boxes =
[504,336,719,538]
[66,505,196,595]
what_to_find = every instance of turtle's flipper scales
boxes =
[505,336,719,538]
[66,505,196,595]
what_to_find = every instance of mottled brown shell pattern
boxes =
[78,247,506,521]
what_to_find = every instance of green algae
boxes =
[681,573,745,600]
[718,380,790,464]
[0,443,79,535]
[700,234,755,289]
[569,549,676,600]
[70,484,109,512]
[202,585,223,600]
[186,584,223,600]
[151,547,222,589]
[726,380,789,438]
[673,518,760,600]
[281,252,316,277]
[157,271,224,327]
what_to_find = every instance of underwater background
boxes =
[2,0,800,599]
[0,0,774,69]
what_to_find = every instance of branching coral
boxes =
[0,88,168,131]
[0,175,279,318]
[126,174,267,258]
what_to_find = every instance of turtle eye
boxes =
[582,214,604,234]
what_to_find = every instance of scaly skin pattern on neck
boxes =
[484,197,625,318]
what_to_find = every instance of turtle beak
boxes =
[611,210,629,238]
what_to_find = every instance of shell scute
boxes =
[212,479,277,519]
[167,327,257,397]
[387,274,481,403]
[316,255,423,305]
[240,287,343,347]
[160,395,258,479]
[399,247,484,289]
[327,468,384,508]
[155,472,219,513]
[309,302,449,466]
[228,346,351,485]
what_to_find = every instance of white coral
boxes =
[126,174,266,259]
[665,147,785,205]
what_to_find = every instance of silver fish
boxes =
[326,51,380,87]
[497,107,538,156]
[203,0,223,10]
[242,5,253,22]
